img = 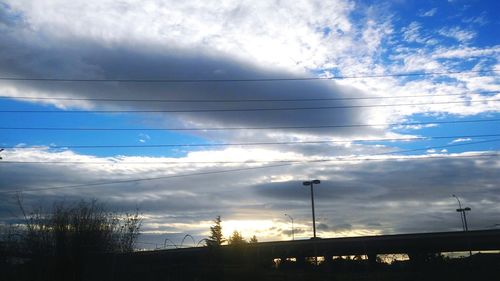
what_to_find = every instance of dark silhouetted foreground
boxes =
[1,199,140,281]
[2,227,500,280]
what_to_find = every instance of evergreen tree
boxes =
[228,230,246,245]
[206,216,225,246]
[249,235,258,243]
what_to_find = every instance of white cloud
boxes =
[419,8,437,17]
[5,0,355,71]
[138,133,151,143]
[438,26,476,43]
[401,21,436,44]
[402,21,421,42]
[432,46,500,59]
[450,138,472,144]
[462,15,488,26]
[0,0,496,140]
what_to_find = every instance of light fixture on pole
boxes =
[303,180,320,238]
[284,213,294,241]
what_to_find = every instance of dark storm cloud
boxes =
[0,6,385,142]
[251,155,500,234]
[252,178,382,201]
[252,157,500,203]
[0,152,499,238]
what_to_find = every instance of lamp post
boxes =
[452,194,471,231]
[284,213,294,241]
[303,180,320,238]
[452,194,465,231]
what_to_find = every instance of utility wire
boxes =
[0,69,497,83]
[1,99,499,113]
[1,91,498,103]
[3,133,500,150]
[2,139,499,165]
[0,153,497,194]
[1,118,498,131]
[0,163,295,193]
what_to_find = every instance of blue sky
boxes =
[0,0,499,247]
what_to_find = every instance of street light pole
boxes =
[452,195,472,257]
[303,180,320,238]
[461,207,471,231]
[452,194,465,231]
[452,194,472,231]
[284,214,294,240]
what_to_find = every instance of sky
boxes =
[0,0,499,249]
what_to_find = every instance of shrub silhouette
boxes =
[20,199,141,257]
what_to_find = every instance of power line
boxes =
[0,163,294,193]
[0,153,497,194]
[0,118,498,131]
[1,99,499,113]
[0,69,497,83]
[3,133,500,149]
[3,139,499,165]
[1,91,498,103]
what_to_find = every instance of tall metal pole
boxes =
[452,194,465,231]
[461,207,471,231]
[303,180,320,239]
[452,195,472,256]
[463,210,469,231]
[310,183,317,238]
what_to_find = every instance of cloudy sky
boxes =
[0,0,499,248]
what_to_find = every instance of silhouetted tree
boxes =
[228,230,246,245]
[4,198,142,281]
[19,199,141,257]
[249,235,258,243]
[206,216,225,246]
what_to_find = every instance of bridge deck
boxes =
[134,229,500,261]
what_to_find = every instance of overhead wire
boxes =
[1,68,498,193]
[2,133,500,150]
[1,138,498,194]
[0,154,497,194]
[1,99,499,113]
[0,69,497,83]
[1,91,498,103]
[2,138,499,165]
[0,118,498,131]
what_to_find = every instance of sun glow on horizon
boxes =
[221,219,276,240]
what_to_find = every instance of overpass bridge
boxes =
[132,229,500,264]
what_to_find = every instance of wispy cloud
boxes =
[419,8,437,17]
[450,138,472,144]
[138,133,151,144]
[438,26,476,43]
